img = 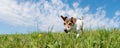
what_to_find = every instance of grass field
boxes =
[0,29,120,48]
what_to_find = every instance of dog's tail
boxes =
[79,16,84,24]
[81,16,84,34]
[82,16,84,20]
[79,16,84,20]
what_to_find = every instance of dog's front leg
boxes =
[76,31,80,38]
[76,27,80,38]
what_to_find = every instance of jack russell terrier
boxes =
[61,15,84,38]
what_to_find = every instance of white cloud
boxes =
[73,2,79,8]
[0,0,37,27]
[0,0,120,33]
[111,10,120,27]
[84,7,120,28]
[115,10,120,16]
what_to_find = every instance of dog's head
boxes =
[61,15,76,33]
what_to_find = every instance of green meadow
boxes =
[0,29,120,48]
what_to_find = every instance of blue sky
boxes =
[0,0,120,34]
[63,0,120,18]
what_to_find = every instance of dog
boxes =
[61,15,84,37]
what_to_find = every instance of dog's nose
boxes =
[64,29,68,33]
[64,29,67,31]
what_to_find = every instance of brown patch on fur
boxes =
[71,17,76,24]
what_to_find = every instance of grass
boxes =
[0,29,120,48]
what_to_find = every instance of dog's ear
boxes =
[71,17,76,24]
[61,15,67,21]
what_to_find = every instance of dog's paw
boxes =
[76,34,80,38]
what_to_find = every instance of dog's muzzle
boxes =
[64,29,68,33]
